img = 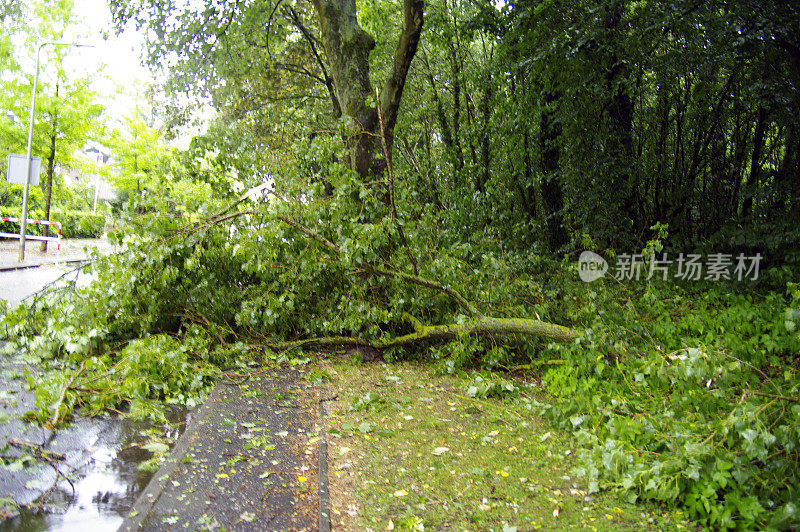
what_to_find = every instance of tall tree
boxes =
[0,0,103,225]
[102,112,169,199]
[112,0,424,180]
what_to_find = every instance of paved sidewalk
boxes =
[120,368,330,532]
[0,237,117,270]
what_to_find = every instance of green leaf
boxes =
[141,442,170,454]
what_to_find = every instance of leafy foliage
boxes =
[534,277,800,529]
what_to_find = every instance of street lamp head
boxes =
[41,41,96,50]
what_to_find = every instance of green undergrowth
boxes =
[323,361,689,530]
[528,275,800,530]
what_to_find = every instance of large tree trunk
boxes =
[312,0,424,179]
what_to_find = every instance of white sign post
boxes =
[5,154,41,186]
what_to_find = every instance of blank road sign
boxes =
[6,154,41,186]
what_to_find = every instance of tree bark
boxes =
[383,315,574,348]
[312,0,424,179]
[264,314,575,353]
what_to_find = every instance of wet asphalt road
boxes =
[0,259,153,530]
[0,266,73,307]
[0,237,116,308]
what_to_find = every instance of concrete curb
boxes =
[118,386,221,532]
[318,394,333,532]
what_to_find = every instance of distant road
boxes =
[0,237,116,270]
[0,237,113,306]
[0,265,75,306]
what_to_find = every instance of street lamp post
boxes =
[18,41,94,262]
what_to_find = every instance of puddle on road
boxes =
[0,409,188,532]
[1,264,190,530]
[0,348,189,532]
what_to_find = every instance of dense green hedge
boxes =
[0,206,45,235]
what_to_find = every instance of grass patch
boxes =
[322,360,694,531]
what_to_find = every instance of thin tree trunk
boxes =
[41,84,59,253]
[730,92,750,218]
[520,125,537,220]
[742,106,767,219]
[450,42,464,176]
[603,0,637,229]
[653,83,671,220]
[477,81,491,194]
[540,90,568,251]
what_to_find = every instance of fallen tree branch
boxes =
[264,315,574,355]
[379,316,575,347]
[750,391,800,404]
[7,439,76,503]
[178,204,576,351]
[276,214,480,316]
[7,439,66,462]
[276,215,340,254]
[51,360,85,426]
[361,264,481,317]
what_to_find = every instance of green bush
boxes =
[51,209,105,238]
[535,278,800,530]
[0,207,103,239]
[0,182,44,211]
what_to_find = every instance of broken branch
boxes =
[51,360,85,426]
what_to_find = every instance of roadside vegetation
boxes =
[2,185,798,528]
[1,0,799,529]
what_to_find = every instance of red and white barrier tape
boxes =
[0,216,62,252]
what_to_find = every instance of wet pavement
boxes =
[0,237,113,308]
[0,239,187,531]
[121,368,327,532]
[0,351,188,531]
[0,238,116,271]
[0,266,76,307]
